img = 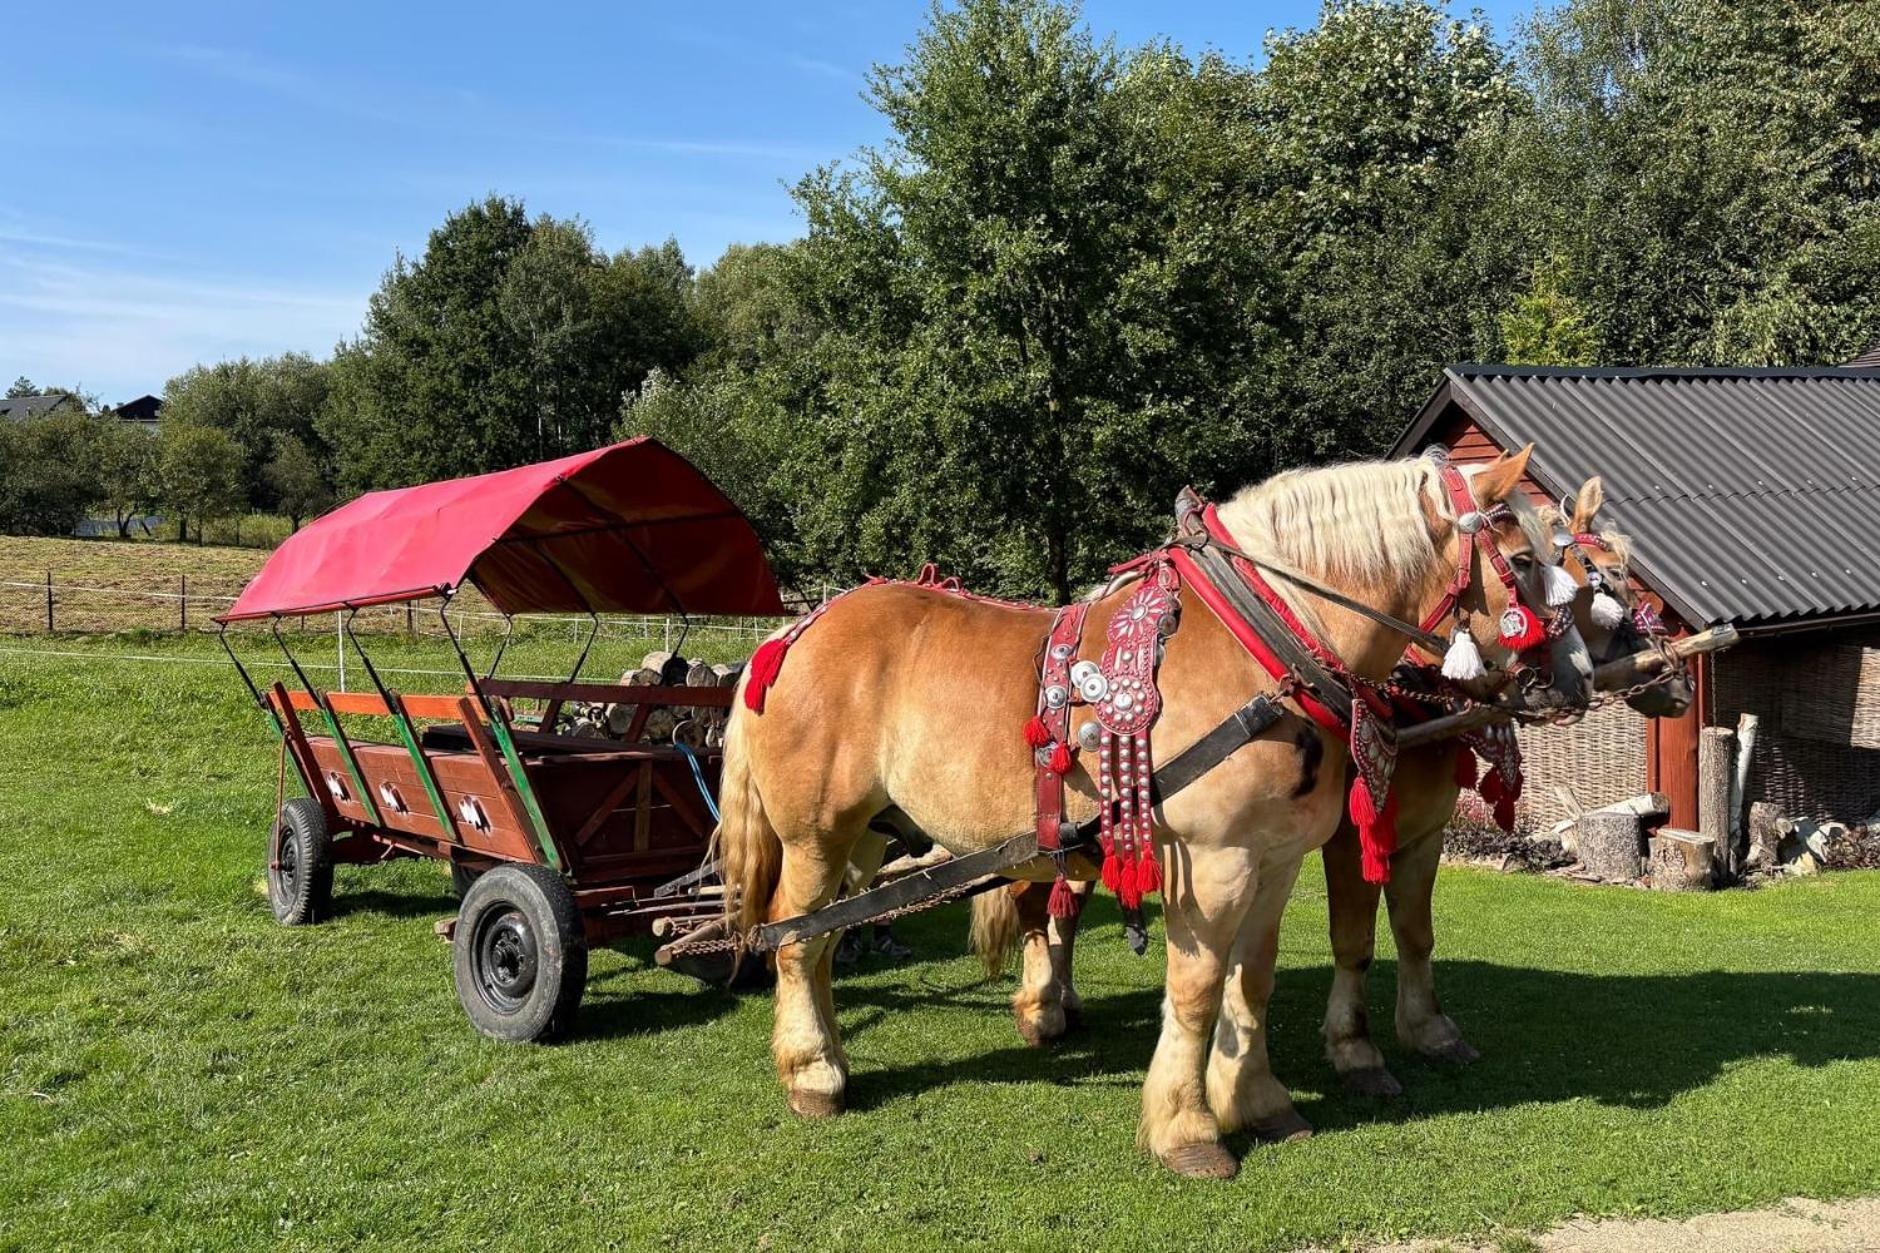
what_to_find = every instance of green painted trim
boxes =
[316,701,383,827]
[487,716,560,872]
[383,695,459,843]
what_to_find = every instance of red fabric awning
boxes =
[221,438,784,621]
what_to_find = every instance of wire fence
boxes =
[0,574,790,649]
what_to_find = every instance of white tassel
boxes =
[1591,591,1626,629]
[1442,628,1486,681]
[1544,563,1579,608]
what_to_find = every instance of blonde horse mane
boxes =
[1211,457,1554,629]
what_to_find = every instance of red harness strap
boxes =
[1028,603,1088,918]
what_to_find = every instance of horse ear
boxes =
[1570,475,1605,533]
[1471,444,1533,507]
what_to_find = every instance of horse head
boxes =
[1418,446,1593,712]
[1558,476,1694,718]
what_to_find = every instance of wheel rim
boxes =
[274,824,300,900]
[473,907,539,1015]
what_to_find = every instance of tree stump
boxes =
[1649,828,1716,891]
[1576,809,1643,883]
[1698,727,1737,880]
[1745,801,1789,870]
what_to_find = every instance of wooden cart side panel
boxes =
[303,739,541,863]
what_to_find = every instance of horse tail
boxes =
[970,888,1020,977]
[718,708,781,938]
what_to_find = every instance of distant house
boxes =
[0,392,86,422]
[110,394,163,434]
[1394,347,1880,832]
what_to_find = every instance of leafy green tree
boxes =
[161,353,332,509]
[0,414,97,535]
[263,433,331,531]
[94,419,159,537]
[759,0,1289,599]
[1510,0,1880,366]
[156,423,245,543]
[322,198,703,493]
[7,377,38,399]
[1500,256,1599,366]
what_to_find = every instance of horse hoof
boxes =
[1424,1038,1481,1066]
[788,1090,844,1119]
[1249,1109,1314,1144]
[1014,1008,1067,1048]
[1340,1066,1404,1099]
[1160,1141,1239,1180]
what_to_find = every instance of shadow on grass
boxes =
[834,960,1880,1124]
[327,887,454,922]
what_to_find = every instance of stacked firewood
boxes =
[563,651,743,748]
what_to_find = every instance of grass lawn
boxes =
[5,635,1880,1251]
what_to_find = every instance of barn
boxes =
[1394,359,1880,834]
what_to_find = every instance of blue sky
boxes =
[2,1,1528,403]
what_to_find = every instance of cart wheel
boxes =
[449,861,483,900]
[268,798,334,926]
[453,865,587,1042]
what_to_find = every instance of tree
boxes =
[7,377,37,398]
[321,197,704,494]
[156,423,244,543]
[263,433,331,530]
[0,413,97,536]
[162,353,332,510]
[761,0,1287,600]
[94,420,159,538]
[1508,0,1880,366]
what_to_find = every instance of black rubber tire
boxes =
[453,864,587,1042]
[449,861,483,901]
[268,798,334,925]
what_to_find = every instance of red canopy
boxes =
[221,438,784,621]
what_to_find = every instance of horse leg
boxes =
[1051,879,1093,1027]
[1320,822,1400,1097]
[1011,884,1070,1046]
[770,825,867,1118]
[1387,829,1478,1064]
[1207,855,1314,1142]
[1140,842,1258,1179]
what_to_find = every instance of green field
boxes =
[5,635,1880,1251]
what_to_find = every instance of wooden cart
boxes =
[219,439,783,1042]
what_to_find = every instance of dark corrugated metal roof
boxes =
[1847,341,1880,369]
[1396,364,1880,628]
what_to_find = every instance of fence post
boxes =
[336,611,346,692]
[45,571,53,633]
[180,575,188,633]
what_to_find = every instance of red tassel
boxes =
[743,636,790,713]
[1101,847,1123,893]
[1504,769,1524,802]
[1048,741,1073,775]
[1136,844,1162,896]
[1117,857,1141,908]
[1498,604,1548,652]
[1478,767,1505,806]
[1493,795,1517,833]
[1348,774,1379,827]
[1047,873,1078,919]
[1357,790,1399,885]
[1023,715,1052,748]
[1453,746,1477,791]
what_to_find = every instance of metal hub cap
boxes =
[474,909,539,1013]
[275,829,299,896]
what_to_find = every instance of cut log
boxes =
[1649,828,1715,891]
[685,659,718,688]
[1746,801,1787,870]
[1699,726,1737,880]
[1575,809,1643,883]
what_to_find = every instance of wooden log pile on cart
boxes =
[557,652,743,748]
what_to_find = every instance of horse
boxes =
[978,476,1690,1110]
[718,447,1583,1178]
[1316,474,1695,1097]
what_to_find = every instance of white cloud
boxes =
[0,248,362,401]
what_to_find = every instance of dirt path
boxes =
[1381,1196,1880,1252]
